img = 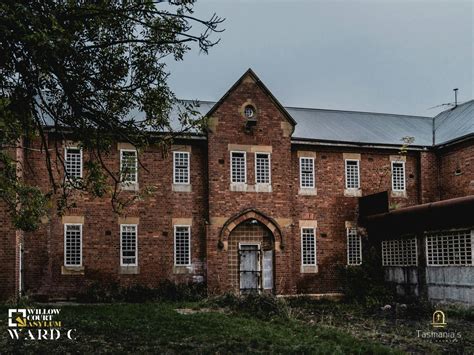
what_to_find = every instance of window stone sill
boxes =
[173,265,193,274]
[299,188,317,196]
[391,190,407,198]
[255,184,272,193]
[230,183,250,192]
[61,266,84,275]
[119,265,139,274]
[120,182,139,191]
[344,188,362,197]
[172,184,192,192]
[300,265,318,273]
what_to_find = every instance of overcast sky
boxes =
[166,0,473,117]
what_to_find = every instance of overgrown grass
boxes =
[0,302,397,354]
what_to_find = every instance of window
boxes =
[173,152,190,184]
[391,161,406,191]
[231,151,246,183]
[244,105,255,118]
[300,157,315,188]
[120,224,137,266]
[255,153,271,184]
[426,230,473,266]
[347,228,362,265]
[174,225,191,266]
[345,159,360,189]
[120,150,137,184]
[65,148,82,179]
[382,238,417,266]
[301,227,316,266]
[64,224,82,266]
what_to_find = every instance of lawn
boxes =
[0,299,472,354]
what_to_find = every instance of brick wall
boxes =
[438,141,474,200]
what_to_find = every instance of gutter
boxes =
[291,138,429,151]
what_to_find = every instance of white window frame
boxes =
[120,224,138,267]
[64,147,83,179]
[64,223,83,267]
[255,152,271,185]
[230,151,247,184]
[382,237,418,267]
[391,161,406,192]
[174,225,191,266]
[347,227,362,266]
[345,159,360,189]
[173,151,190,185]
[425,229,474,266]
[299,157,315,189]
[120,149,138,184]
[301,227,317,266]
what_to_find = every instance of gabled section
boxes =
[205,68,297,127]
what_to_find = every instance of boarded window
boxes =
[382,238,417,266]
[426,230,473,266]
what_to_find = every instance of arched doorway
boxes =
[229,220,274,293]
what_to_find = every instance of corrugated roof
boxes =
[433,100,474,145]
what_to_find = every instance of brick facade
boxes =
[1,70,472,300]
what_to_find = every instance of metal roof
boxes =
[433,99,474,145]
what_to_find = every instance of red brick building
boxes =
[1,69,473,301]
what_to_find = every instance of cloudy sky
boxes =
[166,0,473,117]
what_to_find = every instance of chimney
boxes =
[453,88,459,107]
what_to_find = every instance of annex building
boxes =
[1,69,473,303]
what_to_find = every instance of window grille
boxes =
[426,230,473,266]
[120,150,137,184]
[65,148,82,179]
[300,157,315,188]
[64,224,82,266]
[121,224,137,266]
[345,159,360,189]
[173,152,190,184]
[175,226,191,266]
[347,228,362,265]
[301,228,316,266]
[255,153,270,184]
[382,238,417,266]
[231,152,246,183]
[391,161,406,191]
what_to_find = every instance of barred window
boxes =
[120,150,137,184]
[426,230,473,266]
[391,161,406,191]
[301,227,316,266]
[231,151,246,183]
[345,159,360,189]
[120,224,137,266]
[255,153,271,184]
[173,152,190,184]
[382,238,417,266]
[300,157,315,188]
[347,228,362,265]
[64,224,82,266]
[174,226,191,266]
[65,148,82,179]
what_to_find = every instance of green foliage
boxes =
[0,1,223,231]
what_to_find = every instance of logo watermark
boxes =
[7,308,77,341]
[416,310,462,344]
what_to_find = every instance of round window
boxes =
[244,105,255,118]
